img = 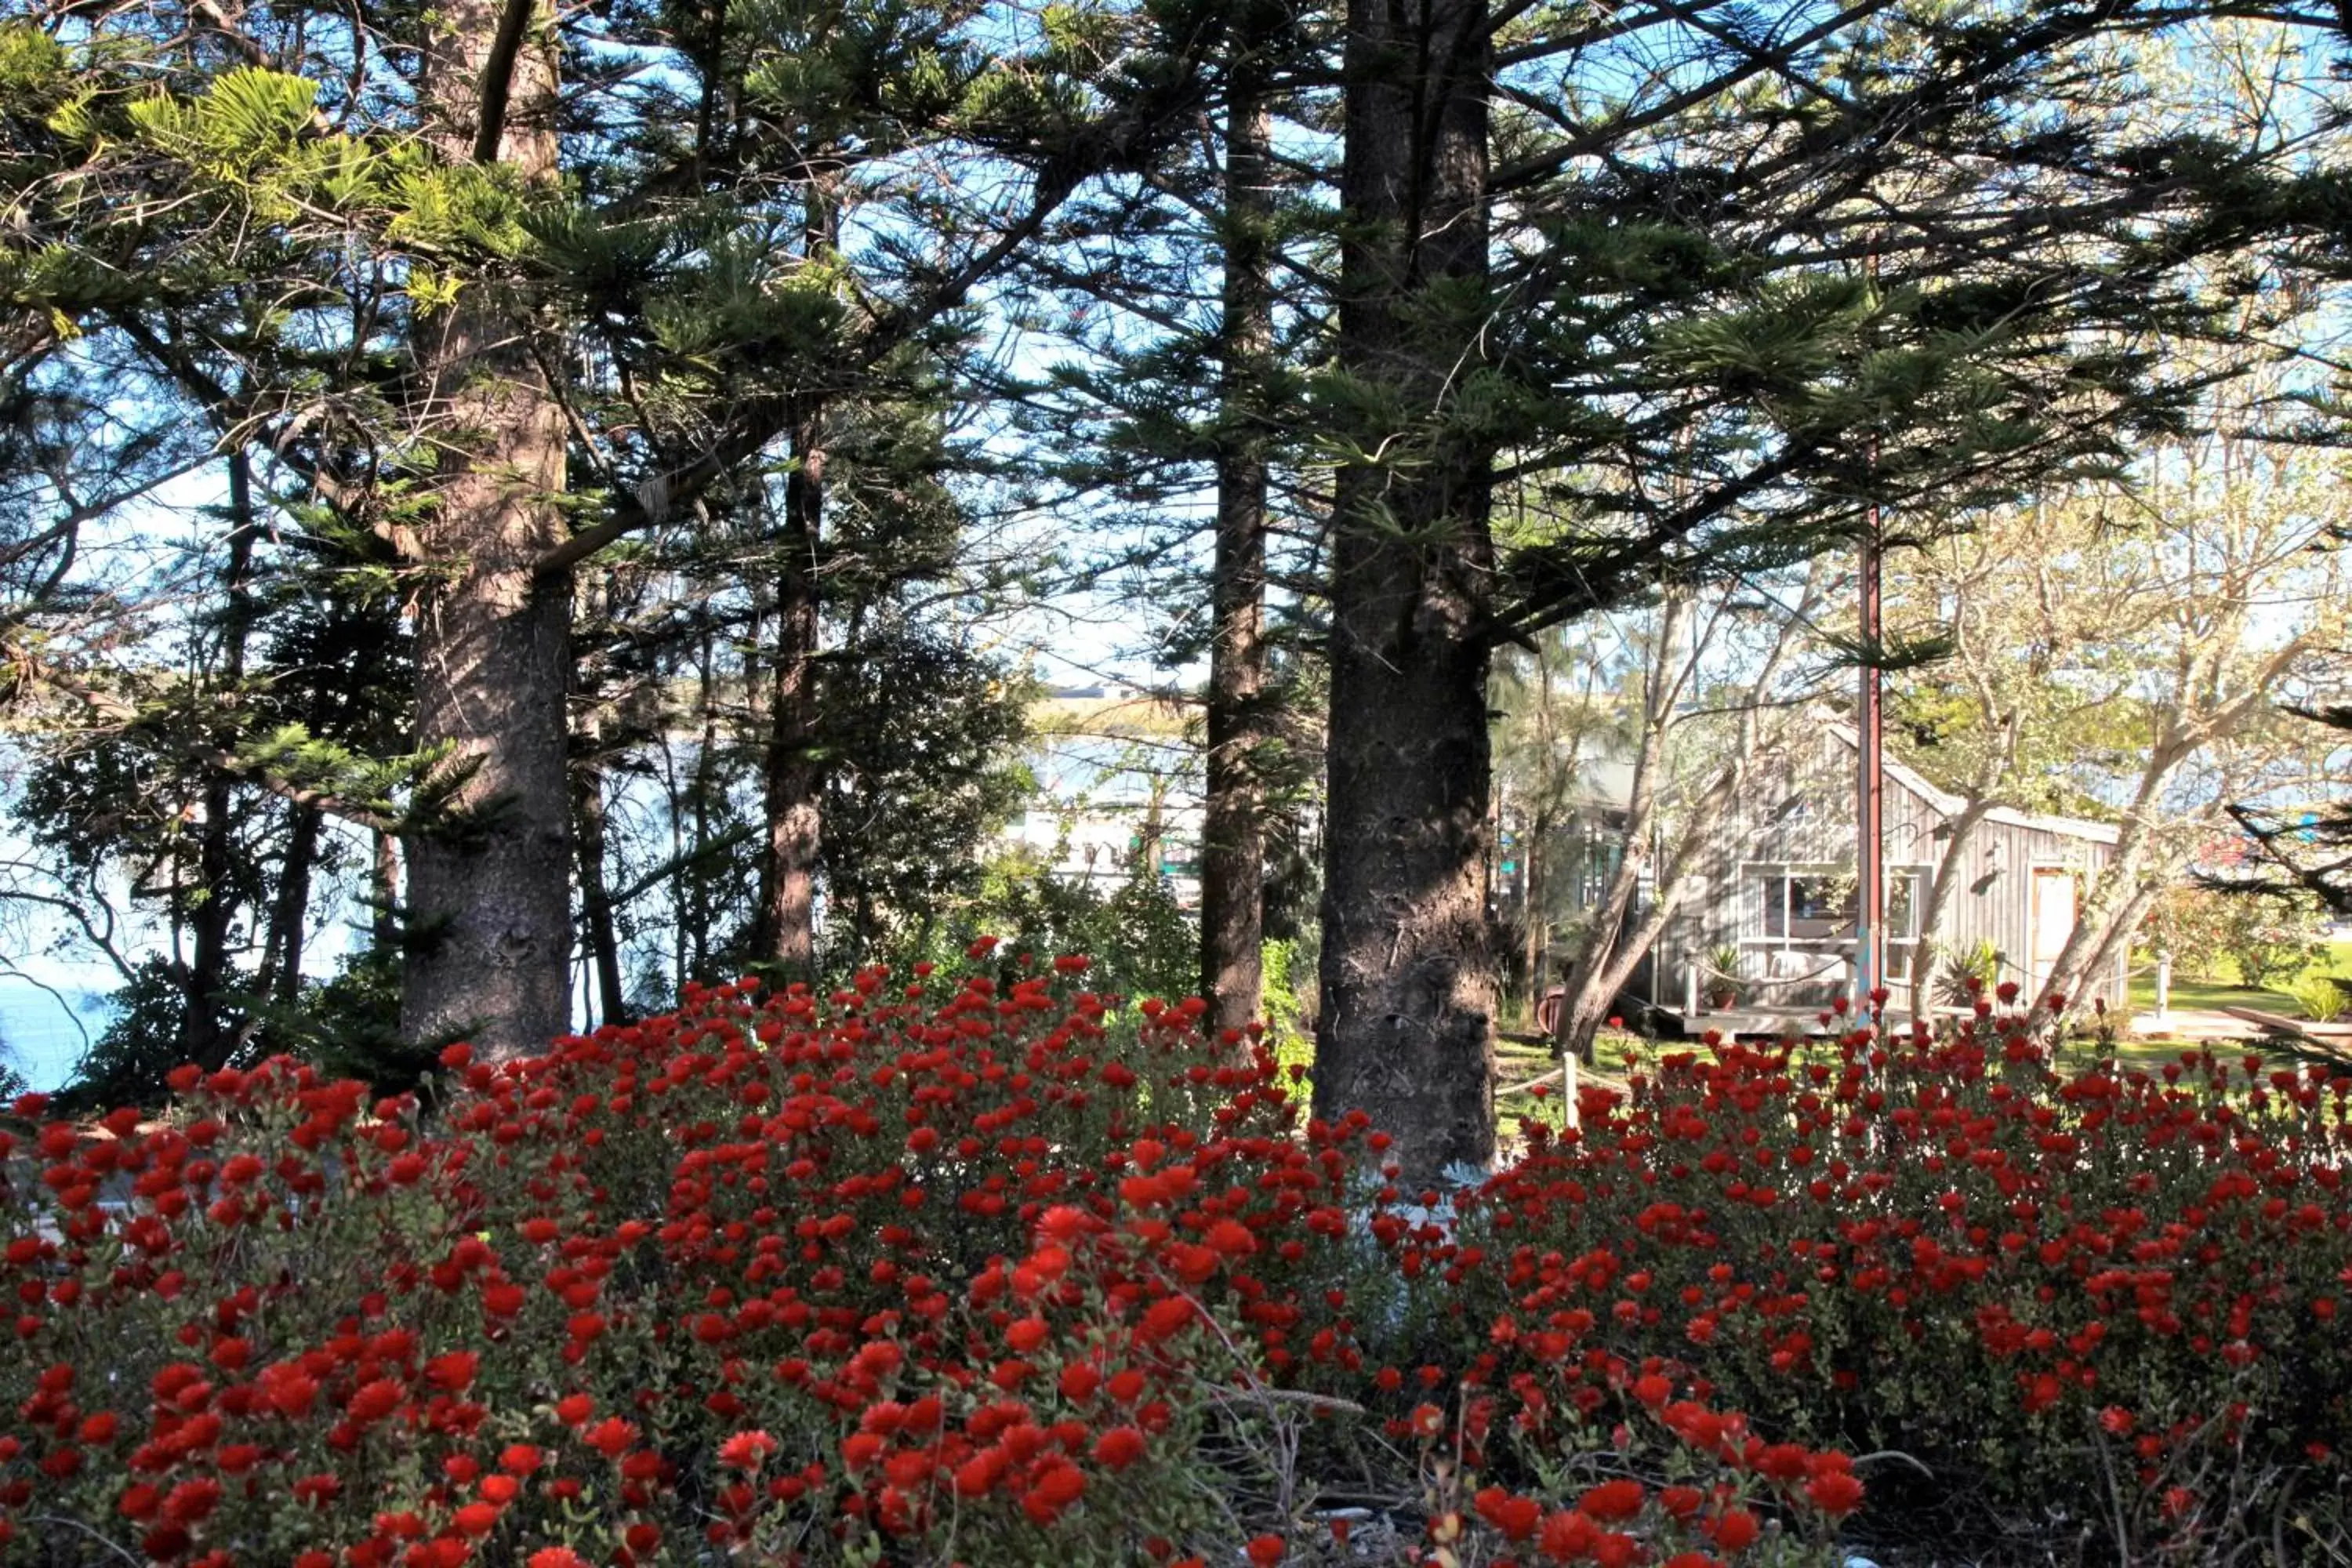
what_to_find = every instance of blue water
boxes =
[0,980,104,1092]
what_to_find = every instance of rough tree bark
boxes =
[1200,37,1275,1043]
[688,621,722,985]
[755,399,826,976]
[1310,0,1497,1185]
[753,170,840,978]
[401,0,575,1058]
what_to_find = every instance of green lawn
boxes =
[2122,940,2352,1020]
[2125,972,2299,1016]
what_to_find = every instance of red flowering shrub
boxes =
[1434,1012,2352,1559]
[12,957,2336,1563]
[0,961,1835,1566]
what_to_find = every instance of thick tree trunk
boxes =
[185,451,259,1069]
[1310,0,1497,1185]
[402,0,574,1058]
[755,401,825,976]
[1199,50,1274,1044]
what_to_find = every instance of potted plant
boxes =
[1705,944,1744,1010]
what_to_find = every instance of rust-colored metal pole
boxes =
[1857,241,1887,1018]
[1857,506,1885,1012]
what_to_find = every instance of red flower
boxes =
[1204,1219,1258,1258]
[1577,1479,1645,1522]
[1657,1485,1703,1519]
[346,1378,404,1425]
[1540,1509,1597,1559]
[1245,1535,1285,1566]
[1708,1508,1760,1552]
[425,1352,479,1392]
[1021,1458,1087,1524]
[954,1450,1006,1498]
[1140,1297,1196,1342]
[1092,1426,1146,1472]
[162,1478,222,1525]
[1474,1486,1542,1541]
[718,1430,778,1471]
[584,1417,636,1458]
[499,1443,545,1476]
[1806,1471,1866,1517]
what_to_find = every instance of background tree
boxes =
[1888,416,2350,1009]
[1541,562,1828,1062]
[1302,0,2352,1174]
[0,0,1230,1062]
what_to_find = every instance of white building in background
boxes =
[1004,684,1204,909]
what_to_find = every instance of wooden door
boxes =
[2029,869,2075,1000]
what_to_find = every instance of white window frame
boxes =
[1743,862,1930,955]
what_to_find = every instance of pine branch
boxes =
[472,0,541,164]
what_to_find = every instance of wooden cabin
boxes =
[1535,719,2129,1033]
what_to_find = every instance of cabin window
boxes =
[1762,869,1854,940]
[1748,864,1927,947]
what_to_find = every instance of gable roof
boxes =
[1819,720,2119,846]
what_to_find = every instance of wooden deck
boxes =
[1652,1004,1849,1039]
